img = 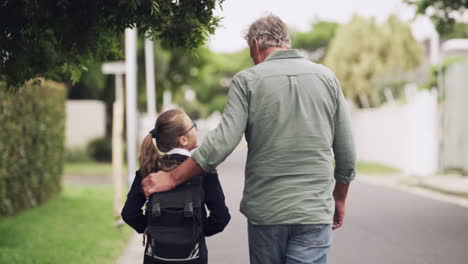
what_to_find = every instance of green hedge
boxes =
[0,81,66,216]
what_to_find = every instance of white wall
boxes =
[442,60,468,172]
[352,90,438,176]
[66,100,106,148]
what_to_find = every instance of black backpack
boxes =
[144,170,205,264]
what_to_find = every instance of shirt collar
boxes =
[264,49,303,61]
[166,148,192,157]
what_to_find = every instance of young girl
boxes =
[121,109,231,264]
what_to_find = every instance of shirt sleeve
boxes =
[203,172,231,237]
[121,171,147,233]
[331,76,357,184]
[192,75,249,172]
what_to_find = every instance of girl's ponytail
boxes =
[139,109,188,177]
[139,133,160,178]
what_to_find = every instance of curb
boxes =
[416,180,468,199]
[358,175,468,208]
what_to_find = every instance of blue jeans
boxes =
[248,223,332,264]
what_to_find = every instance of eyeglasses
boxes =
[179,121,197,136]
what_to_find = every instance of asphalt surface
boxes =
[206,147,250,264]
[208,148,468,264]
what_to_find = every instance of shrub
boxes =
[87,137,112,162]
[0,81,66,216]
[65,147,92,163]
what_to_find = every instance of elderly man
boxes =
[143,15,356,264]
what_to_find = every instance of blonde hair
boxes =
[139,109,188,178]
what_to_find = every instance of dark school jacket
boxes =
[121,154,231,237]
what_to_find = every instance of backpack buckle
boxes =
[151,203,161,217]
[184,202,193,217]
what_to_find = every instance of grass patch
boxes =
[0,185,130,264]
[64,162,127,176]
[357,162,400,175]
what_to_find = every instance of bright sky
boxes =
[208,0,437,53]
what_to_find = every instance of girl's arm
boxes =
[121,171,147,233]
[203,172,231,237]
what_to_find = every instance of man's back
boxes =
[235,49,347,224]
[192,49,355,225]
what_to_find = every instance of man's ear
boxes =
[251,38,262,64]
[252,38,260,53]
[178,135,189,147]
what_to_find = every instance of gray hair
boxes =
[243,15,291,50]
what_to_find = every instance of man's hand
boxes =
[332,200,345,230]
[142,170,176,197]
[332,181,349,230]
[141,158,205,197]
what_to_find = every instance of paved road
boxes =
[208,149,468,264]
[206,148,249,264]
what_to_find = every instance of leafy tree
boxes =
[291,21,340,62]
[164,47,252,116]
[0,0,224,89]
[439,22,468,40]
[324,15,424,107]
[67,39,251,120]
[406,0,467,34]
[188,48,252,114]
[68,60,107,100]
[137,44,214,113]
[136,45,252,116]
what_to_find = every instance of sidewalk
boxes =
[358,173,468,208]
[416,174,468,198]
[117,232,144,264]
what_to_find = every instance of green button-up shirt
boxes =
[192,49,356,225]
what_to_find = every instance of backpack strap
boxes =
[184,183,194,217]
[150,194,161,218]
